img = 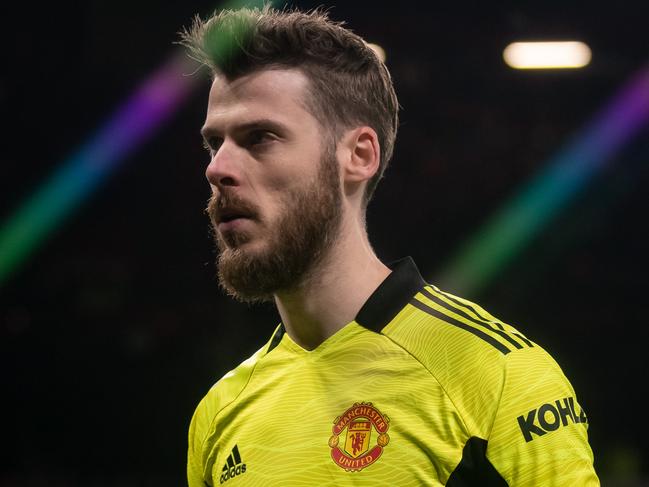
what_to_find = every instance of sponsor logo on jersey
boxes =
[517,396,588,443]
[219,444,247,484]
[328,402,390,472]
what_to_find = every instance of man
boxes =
[181,6,598,486]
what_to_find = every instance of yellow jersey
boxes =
[188,257,598,486]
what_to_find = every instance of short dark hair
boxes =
[180,5,399,206]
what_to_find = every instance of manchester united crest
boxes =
[328,402,390,472]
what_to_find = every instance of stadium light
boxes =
[503,41,592,69]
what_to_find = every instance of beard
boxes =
[207,145,343,303]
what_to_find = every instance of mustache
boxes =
[206,191,260,224]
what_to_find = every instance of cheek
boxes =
[253,143,324,204]
[257,168,304,201]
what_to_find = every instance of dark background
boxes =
[2,1,648,485]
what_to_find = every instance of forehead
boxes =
[204,68,314,130]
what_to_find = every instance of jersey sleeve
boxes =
[187,342,270,486]
[485,346,599,486]
[188,395,211,487]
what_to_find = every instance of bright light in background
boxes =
[503,41,592,69]
[367,42,386,63]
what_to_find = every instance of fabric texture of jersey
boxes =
[188,257,598,486]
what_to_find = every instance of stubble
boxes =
[207,146,342,303]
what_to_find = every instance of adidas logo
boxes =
[219,444,247,484]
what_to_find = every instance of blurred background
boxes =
[2,0,648,485]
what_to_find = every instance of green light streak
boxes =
[0,0,277,287]
[438,65,649,295]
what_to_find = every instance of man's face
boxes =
[202,69,343,302]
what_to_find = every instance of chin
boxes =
[223,235,269,256]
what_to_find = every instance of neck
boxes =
[274,215,390,351]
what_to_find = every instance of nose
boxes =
[205,140,239,188]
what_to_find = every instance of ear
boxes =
[340,126,381,187]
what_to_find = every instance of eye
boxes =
[246,130,276,147]
[203,136,223,155]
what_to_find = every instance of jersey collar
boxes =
[266,257,426,353]
[355,256,426,333]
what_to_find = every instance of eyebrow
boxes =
[200,118,290,141]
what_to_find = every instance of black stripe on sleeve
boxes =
[409,298,511,355]
[512,332,534,348]
[433,287,506,330]
[419,288,527,350]
[435,288,535,348]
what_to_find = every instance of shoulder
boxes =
[382,283,537,375]
[374,279,596,483]
[193,345,264,430]
[381,284,572,435]
[188,326,281,467]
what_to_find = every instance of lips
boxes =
[208,192,258,232]
[217,207,254,224]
